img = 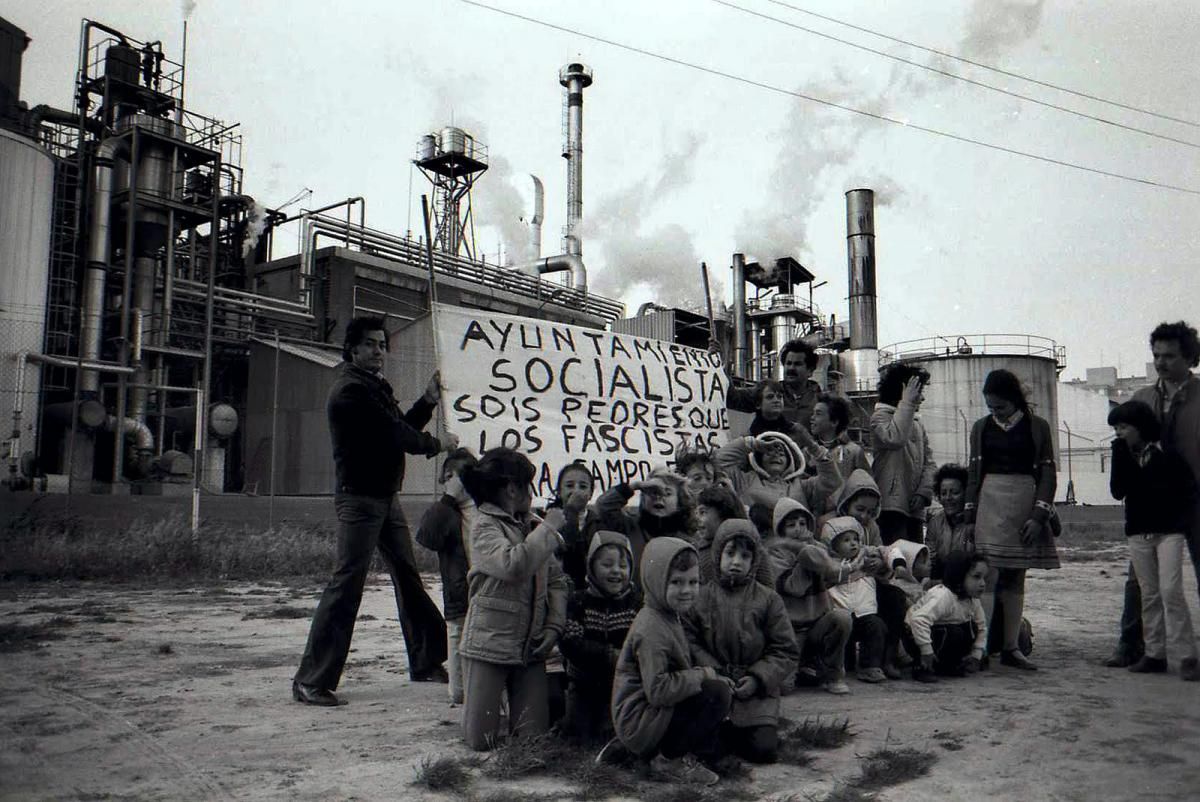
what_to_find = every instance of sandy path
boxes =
[1,556,1198,801]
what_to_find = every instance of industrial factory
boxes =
[1,15,1098,506]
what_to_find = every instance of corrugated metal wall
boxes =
[243,342,337,495]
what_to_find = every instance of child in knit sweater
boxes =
[685,520,799,764]
[765,497,854,695]
[903,551,988,682]
[559,531,642,743]
[821,516,892,683]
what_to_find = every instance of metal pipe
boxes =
[846,188,878,350]
[8,354,27,486]
[731,253,747,378]
[104,414,153,451]
[81,137,127,393]
[269,329,280,527]
[112,128,141,486]
[529,175,544,259]
[26,352,135,374]
[515,253,587,293]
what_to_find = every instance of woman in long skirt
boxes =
[964,369,1059,670]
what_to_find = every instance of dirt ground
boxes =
[1,549,1198,802]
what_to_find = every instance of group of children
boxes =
[414,390,1002,784]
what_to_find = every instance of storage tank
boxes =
[0,126,54,477]
[880,334,1064,465]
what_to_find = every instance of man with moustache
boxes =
[728,339,823,437]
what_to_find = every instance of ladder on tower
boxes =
[43,152,83,391]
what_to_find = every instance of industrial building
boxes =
[0,16,623,502]
[2,15,1099,509]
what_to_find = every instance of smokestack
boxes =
[731,253,747,378]
[845,188,878,392]
[529,174,543,259]
[559,63,592,263]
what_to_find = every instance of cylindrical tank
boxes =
[769,315,795,380]
[894,351,1060,466]
[417,134,436,161]
[841,348,880,394]
[105,44,141,85]
[0,127,54,473]
[439,126,466,155]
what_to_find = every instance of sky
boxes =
[11,0,1200,381]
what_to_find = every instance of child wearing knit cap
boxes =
[820,516,893,683]
[887,539,932,603]
[685,520,799,764]
[903,551,989,683]
[765,497,854,695]
[559,531,642,743]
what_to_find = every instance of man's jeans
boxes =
[296,494,447,690]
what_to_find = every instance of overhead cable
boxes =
[711,0,1200,149]
[763,0,1200,128]
[459,0,1200,196]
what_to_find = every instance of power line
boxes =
[763,0,1200,129]
[712,0,1200,149]
[459,0,1200,196]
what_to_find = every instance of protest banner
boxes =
[433,303,730,497]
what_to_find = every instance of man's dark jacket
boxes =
[328,362,442,497]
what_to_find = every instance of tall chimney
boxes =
[529,174,543,259]
[559,63,592,265]
[731,253,747,378]
[845,188,878,392]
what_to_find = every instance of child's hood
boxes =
[834,468,881,514]
[586,530,635,594]
[773,496,815,537]
[711,518,764,578]
[748,431,807,481]
[888,538,928,570]
[819,515,865,551]
[640,536,697,613]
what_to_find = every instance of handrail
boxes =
[300,214,625,321]
[880,333,1067,370]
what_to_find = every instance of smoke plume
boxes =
[472,152,533,265]
[180,0,197,20]
[585,133,709,305]
[242,200,268,258]
[961,0,1046,59]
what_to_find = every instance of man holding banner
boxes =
[293,316,459,707]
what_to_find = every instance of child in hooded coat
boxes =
[821,468,909,679]
[715,431,843,514]
[685,520,800,763]
[609,538,732,786]
[764,496,854,694]
[559,531,642,743]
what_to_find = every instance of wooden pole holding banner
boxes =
[700,262,723,364]
[420,195,447,468]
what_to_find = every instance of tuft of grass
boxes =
[242,605,312,620]
[778,739,816,768]
[156,642,174,655]
[931,731,965,751]
[482,733,591,781]
[575,761,641,801]
[411,755,474,794]
[855,746,937,790]
[0,616,75,652]
[642,783,757,802]
[784,716,854,749]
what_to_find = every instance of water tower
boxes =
[413,127,488,258]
